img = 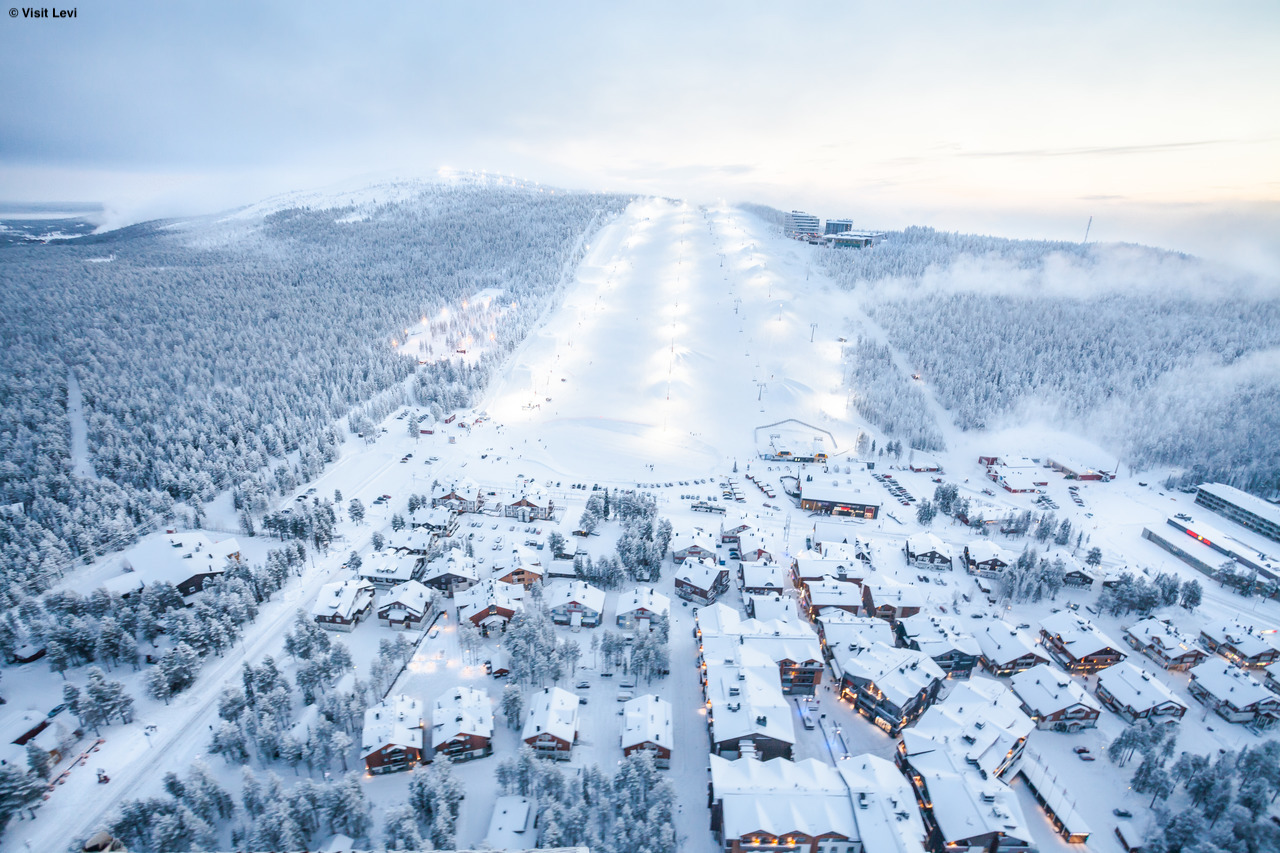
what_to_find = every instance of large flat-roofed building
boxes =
[799,480,880,519]
[1045,457,1111,481]
[824,218,854,234]
[1195,483,1280,544]
[822,230,884,249]
[1147,517,1280,581]
[709,753,928,853]
[783,210,821,236]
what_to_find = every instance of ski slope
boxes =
[474,198,863,486]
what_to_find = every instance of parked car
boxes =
[575,680,590,689]
[1113,809,1133,819]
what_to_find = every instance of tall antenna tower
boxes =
[1083,216,1093,244]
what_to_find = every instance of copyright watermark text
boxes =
[10,7,78,18]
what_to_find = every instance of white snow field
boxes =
[478,197,856,483]
[7,197,1280,853]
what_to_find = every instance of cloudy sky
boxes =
[3,2,1278,268]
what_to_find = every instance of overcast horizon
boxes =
[3,2,1279,273]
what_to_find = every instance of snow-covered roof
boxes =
[483,796,538,850]
[975,620,1044,667]
[741,561,788,590]
[385,529,434,553]
[862,577,925,610]
[696,602,742,635]
[1096,662,1185,713]
[836,643,945,707]
[432,686,494,747]
[676,558,728,592]
[906,532,952,559]
[617,586,670,619]
[377,580,434,617]
[747,594,797,623]
[433,478,482,502]
[409,506,455,527]
[904,746,1033,848]
[698,603,820,664]
[735,531,768,557]
[1198,482,1280,528]
[820,614,896,652]
[793,553,864,581]
[837,755,929,853]
[1039,612,1124,658]
[800,479,881,505]
[1,713,71,765]
[805,577,865,609]
[675,529,719,554]
[897,613,981,658]
[1189,658,1279,709]
[496,484,552,508]
[711,755,858,841]
[704,647,796,748]
[820,538,874,562]
[1125,618,1200,656]
[1200,621,1280,658]
[1009,664,1100,717]
[1019,753,1091,839]
[494,544,542,571]
[522,686,579,745]
[909,453,941,470]
[311,578,375,621]
[622,694,673,751]
[904,679,1033,779]
[112,531,239,592]
[544,579,605,615]
[965,540,1012,565]
[361,694,423,757]
[456,578,524,622]
[357,552,416,583]
[423,551,479,583]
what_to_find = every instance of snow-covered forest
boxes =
[0,182,628,601]
[811,226,1280,492]
[841,337,946,451]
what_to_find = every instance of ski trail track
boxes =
[479,199,866,487]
